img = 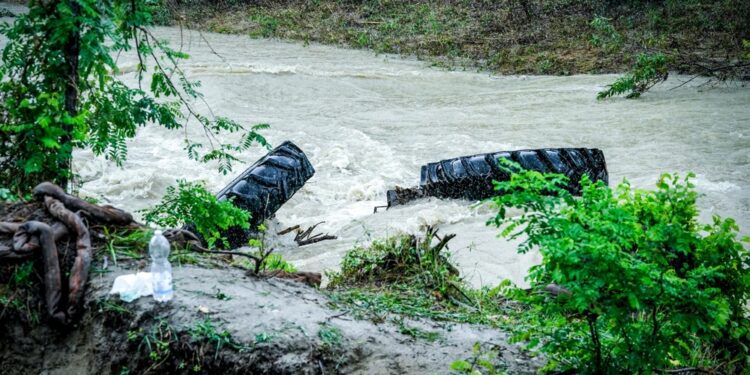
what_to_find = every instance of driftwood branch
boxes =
[279,221,337,246]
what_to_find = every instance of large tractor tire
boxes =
[215,141,315,248]
[387,148,608,207]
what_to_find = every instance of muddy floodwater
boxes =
[39,26,750,287]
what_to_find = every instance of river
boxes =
[4,8,749,287]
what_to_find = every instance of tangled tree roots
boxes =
[0,182,134,325]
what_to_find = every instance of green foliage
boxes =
[327,229,458,298]
[257,253,297,273]
[102,226,152,264]
[450,342,506,375]
[0,187,24,203]
[326,232,527,331]
[396,319,441,342]
[142,180,249,249]
[129,318,247,371]
[317,323,343,349]
[136,319,175,364]
[11,262,35,287]
[0,0,269,192]
[598,53,669,99]
[589,16,623,52]
[189,319,248,356]
[243,224,297,273]
[488,162,750,373]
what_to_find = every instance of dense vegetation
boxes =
[142,179,251,249]
[489,162,750,373]
[0,0,268,194]
[160,0,750,79]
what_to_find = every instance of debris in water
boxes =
[215,141,315,248]
[384,148,609,208]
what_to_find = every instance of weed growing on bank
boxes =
[326,229,529,331]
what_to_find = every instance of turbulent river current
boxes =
[5,9,749,287]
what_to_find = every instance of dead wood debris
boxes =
[278,221,337,246]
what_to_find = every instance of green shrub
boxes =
[326,229,458,297]
[598,52,669,99]
[142,180,249,249]
[257,253,297,273]
[590,16,623,52]
[488,162,750,373]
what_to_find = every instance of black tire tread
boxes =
[214,141,315,248]
[419,148,608,200]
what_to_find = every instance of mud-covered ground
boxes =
[0,266,542,374]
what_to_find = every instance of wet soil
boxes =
[1,265,543,374]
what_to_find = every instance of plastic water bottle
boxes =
[149,230,173,302]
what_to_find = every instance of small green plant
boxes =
[254,332,274,344]
[488,161,750,373]
[214,289,231,301]
[0,187,23,203]
[11,261,34,287]
[598,53,668,99]
[189,319,248,357]
[258,253,297,272]
[142,180,250,249]
[397,319,441,342]
[137,320,175,365]
[318,323,343,349]
[242,224,297,273]
[450,342,506,375]
[102,226,152,264]
[590,16,623,52]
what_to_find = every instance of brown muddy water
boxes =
[4,6,749,288]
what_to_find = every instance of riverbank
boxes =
[157,0,749,76]
[0,199,541,374]
[0,265,542,374]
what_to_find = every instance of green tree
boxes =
[0,0,268,193]
[489,161,750,373]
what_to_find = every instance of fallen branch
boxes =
[289,221,337,246]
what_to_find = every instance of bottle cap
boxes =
[154,229,162,236]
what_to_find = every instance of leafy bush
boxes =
[0,1,268,192]
[598,52,669,99]
[327,228,459,298]
[589,16,623,52]
[142,180,249,249]
[450,342,504,375]
[489,163,750,373]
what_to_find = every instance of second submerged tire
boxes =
[419,148,608,201]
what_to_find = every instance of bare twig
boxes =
[290,221,337,246]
